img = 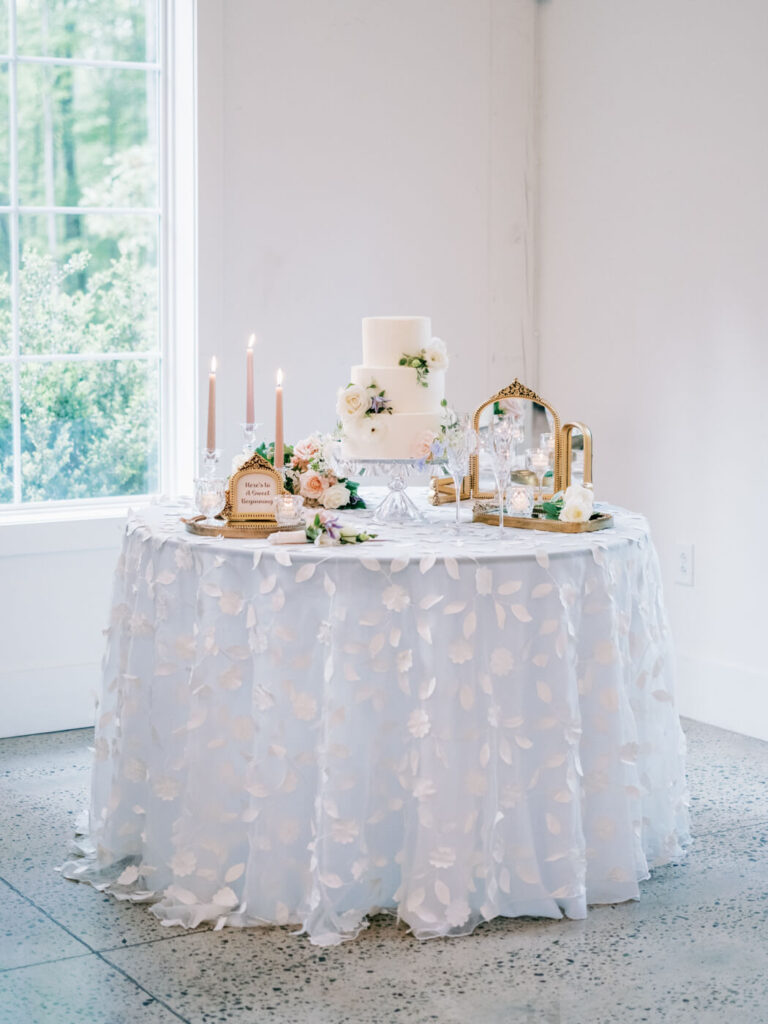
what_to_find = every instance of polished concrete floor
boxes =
[1,719,767,1024]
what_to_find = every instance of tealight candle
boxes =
[508,485,533,517]
[274,493,304,525]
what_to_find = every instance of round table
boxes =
[62,494,690,945]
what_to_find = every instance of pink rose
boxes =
[411,431,438,460]
[299,470,328,500]
[293,437,322,464]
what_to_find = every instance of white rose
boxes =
[230,452,250,474]
[321,482,350,509]
[560,498,592,523]
[423,336,449,372]
[314,532,336,547]
[336,383,368,421]
[564,484,594,506]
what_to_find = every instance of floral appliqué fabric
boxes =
[61,502,690,945]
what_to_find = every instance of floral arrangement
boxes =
[398,337,449,387]
[248,434,365,510]
[305,510,376,546]
[410,399,457,466]
[336,381,392,424]
[541,484,595,523]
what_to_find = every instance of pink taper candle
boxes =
[275,368,284,470]
[206,356,217,451]
[246,334,255,425]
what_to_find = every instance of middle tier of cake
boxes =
[341,411,443,461]
[349,365,445,414]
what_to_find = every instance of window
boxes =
[0,0,164,507]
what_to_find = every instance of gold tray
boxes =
[182,516,300,539]
[472,503,613,533]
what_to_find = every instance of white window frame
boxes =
[0,0,197,524]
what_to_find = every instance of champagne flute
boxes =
[443,417,477,533]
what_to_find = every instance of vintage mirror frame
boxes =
[223,451,285,522]
[469,379,593,500]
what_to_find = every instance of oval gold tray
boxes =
[472,503,613,533]
[182,516,300,539]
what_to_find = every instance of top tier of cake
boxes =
[362,316,431,366]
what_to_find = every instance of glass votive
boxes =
[507,484,534,517]
[274,493,305,526]
[194,476,226,523]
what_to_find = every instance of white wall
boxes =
[537,0,768,738]
[0,515,123,737]
[197,0,537,457]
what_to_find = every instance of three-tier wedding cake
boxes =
[337,316,448,460]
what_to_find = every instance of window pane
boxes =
[17,63,158,208]
[0,362,11,503]
[19,213,158,355]
[16,0,158,63]
[20,357,159,502]
[0,64,9,204]
[0,2,8,56]
[0,213,9,355]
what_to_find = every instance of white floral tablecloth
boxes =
[62,494,690,945]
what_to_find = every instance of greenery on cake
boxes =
[398,337,449,387]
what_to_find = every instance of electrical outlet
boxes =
[675,543,694,586]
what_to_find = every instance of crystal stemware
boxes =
[481,420,517,535]
[443,417,477,532]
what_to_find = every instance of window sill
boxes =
[0,499,149,557]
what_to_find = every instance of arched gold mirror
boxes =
[470,380,565,499]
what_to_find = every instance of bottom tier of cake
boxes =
[341,412,442,461]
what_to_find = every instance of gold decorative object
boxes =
[183,516,298,539]
[469,379,593,500]
[428,475,470,506]
[472,502,613,534]
[223,451,285,523]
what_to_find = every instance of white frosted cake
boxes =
[337,316,448,460]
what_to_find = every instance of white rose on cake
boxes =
[559,484,594,523]
[424,337,449,372]
[336,383,368,422]
[321,482,350,509]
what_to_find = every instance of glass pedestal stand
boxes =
[353,459,429,525]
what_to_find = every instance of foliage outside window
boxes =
[0,0,162,505]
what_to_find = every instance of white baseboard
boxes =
[676,653,768,742]
[0,661,99,739]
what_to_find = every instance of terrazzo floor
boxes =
[1,720,767,1024]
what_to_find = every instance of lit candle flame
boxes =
[210,356,217,373]
[276,368,284,386]
[248,333,255,350]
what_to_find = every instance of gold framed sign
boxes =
[223,452,285,522]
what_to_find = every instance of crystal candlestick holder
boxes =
[200,448,222,479]
[241,423,262,454]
